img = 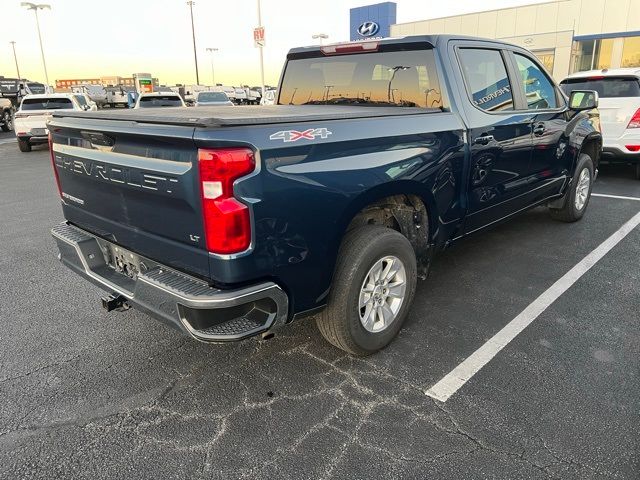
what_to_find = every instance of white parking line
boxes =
[592,193,640,202]
[426,210,640,402]
[0,138,17,145]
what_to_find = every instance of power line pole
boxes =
[206,47,218,85]
[21,3,51,87]
[187,1,200,85]
[9,41,22,80]
[256,0,265,97]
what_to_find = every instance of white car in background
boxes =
[133,92,186,109]
[260,89,276,105]
[194,91,234,106]
[14,93,84,152]
[72,93,98,111]
[560,68,640,179]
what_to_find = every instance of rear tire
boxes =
[316,225,417,356]
[549,153,594,222]
[17,138,31,153]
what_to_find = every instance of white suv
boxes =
[560,68,640,179]
[14,94,85,152]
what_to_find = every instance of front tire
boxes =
[17,138,31,153]
[316,225,417,356]
[1,110,13,132]
[549,153,594,222]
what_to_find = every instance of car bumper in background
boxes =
[51,222,289,342]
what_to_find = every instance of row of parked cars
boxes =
[8,65,640,181]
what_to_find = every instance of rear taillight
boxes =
[625,145,640,152]
[627,108,640,129]
[198,148,255,254]
[49,133,62,198]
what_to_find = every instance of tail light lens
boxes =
[625,145,640,152]
[49,133,62,198]
[198,148,255,254]
[628,108,640,129]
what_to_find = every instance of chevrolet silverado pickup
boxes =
[49,36,602,355]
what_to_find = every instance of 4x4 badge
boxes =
[269,128,332,143]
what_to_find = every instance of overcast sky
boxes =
[0,0,548,87]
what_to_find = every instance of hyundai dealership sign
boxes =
[350,2,396,41]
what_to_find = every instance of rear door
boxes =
[452,43,535,233]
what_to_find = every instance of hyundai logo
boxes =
[357,21,380,37]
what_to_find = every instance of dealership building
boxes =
[351,0,640,80]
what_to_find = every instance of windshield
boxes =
[21,97,73,110]
[279,49,443,108]
[138,95,183,107]
[197,92,229,102]
[560,77,640,97]
[27,83,46,94]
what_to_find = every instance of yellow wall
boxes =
[391,0,640,79]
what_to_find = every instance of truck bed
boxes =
[52,104,438,127]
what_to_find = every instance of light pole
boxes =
[187,1,200,85]
[312,33,328,45]
[9,41,21,80]
[387,66,409,103]
[206,47,218,86]
[256,0,265,97]
[20,2,51,87]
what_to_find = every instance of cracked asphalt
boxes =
[1,138,639,479]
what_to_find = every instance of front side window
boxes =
[74,95,87,107]
[279,49,443,108]
[515,54,558,110]
[458,48,514,112]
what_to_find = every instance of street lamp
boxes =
[20,2,51,87]
[187,1,200,85]
[387,66,409,103]
[312,33,329,45]
[206,47,218,86]
[9,41,22,80]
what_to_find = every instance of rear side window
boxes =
[21,98,73,110]
[560,77,640,98]
[138,95,183,107]
[514,53,558,109]
[458,48,514,112]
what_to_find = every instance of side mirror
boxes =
[569,90,598,111]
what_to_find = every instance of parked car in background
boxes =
[260,88,276,105]
[0,96,14,132]
[104,86,132,108]
[71,85,107,109]
[560,68,640,179]
[244,86,262,105]
[72,93,98,111]
[134,92,186,109]
[49,35,601,355]
[234,87,248,104]
[14,94,83,152]
[194,91,234,106]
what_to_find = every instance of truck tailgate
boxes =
[49,116,211,279]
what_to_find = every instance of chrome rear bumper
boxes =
[51,222,289,342]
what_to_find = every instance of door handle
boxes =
[473,135,494,145]
[533,123,546,136]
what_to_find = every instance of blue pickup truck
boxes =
[49,36,601,355]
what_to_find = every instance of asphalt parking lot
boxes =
[1,136,638,479]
